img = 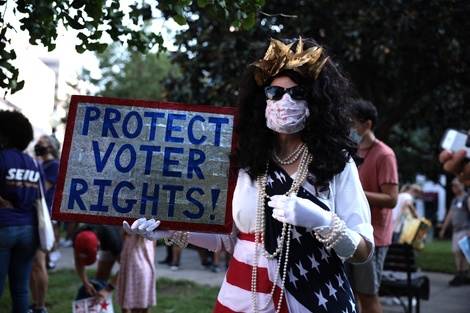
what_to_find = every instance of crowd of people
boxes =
[0,34,469,313]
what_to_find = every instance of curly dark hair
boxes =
[0,110,34,151]
[231,37,358,188]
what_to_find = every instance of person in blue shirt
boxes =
[0,110,45,312]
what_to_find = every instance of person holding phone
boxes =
[439,129,470,187]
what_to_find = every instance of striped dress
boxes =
[213,161,373,313]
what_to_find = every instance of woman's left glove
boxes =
[270,194,363,261]
[269,194,333,229]
[123,218,173,241]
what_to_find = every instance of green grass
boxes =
[415,239,456,274]
[0,240,455,312]
[0,269,219,312]
[155,278,219,313]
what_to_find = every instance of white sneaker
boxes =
[49,250,61,262]
[398,297,417,308]
[59,239,73,247]
[380,296,399,306]
[170,262,179,271]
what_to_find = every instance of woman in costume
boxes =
[124,37,374,313]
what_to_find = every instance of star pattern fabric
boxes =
[264,163,357,312]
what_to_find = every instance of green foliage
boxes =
[0,23,24,96]
[5,0,468,183]
[81,43,173,101]
[159,0,264,29]
[0,0,264,95]
[163,0,470,183]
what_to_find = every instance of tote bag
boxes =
[398,213,431,251]
[35,160,55,252]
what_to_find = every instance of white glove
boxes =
[123,218,173,241]
[333,228,362,261]
[188,232,222,252]
[269,194,333,229]
[269,195,363,261]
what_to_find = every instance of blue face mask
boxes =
[350,130,362,144]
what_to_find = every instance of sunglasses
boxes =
[264,85,309,101]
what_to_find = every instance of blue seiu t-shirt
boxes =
[0,148,46,227]
[42,159,59,211]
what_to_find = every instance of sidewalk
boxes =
[55,244,470,313]
[55,244,226,286]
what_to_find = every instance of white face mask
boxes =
[265,94,310,134]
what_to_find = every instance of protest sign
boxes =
[52,95,237,233]
[73,294,114,313]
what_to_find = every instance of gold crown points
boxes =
[251,37,329,86]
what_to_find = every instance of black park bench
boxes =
[379,243,430,313]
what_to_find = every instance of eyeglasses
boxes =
[264,85,309,101]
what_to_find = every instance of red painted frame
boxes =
[51,95,238,234]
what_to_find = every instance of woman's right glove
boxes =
[123,218,224,252]
[123,218,173,241]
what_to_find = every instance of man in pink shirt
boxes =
[348,99,399,313]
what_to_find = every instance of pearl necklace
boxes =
[272,142,306,165]
[252,147,313,313]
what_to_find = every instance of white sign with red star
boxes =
[73,294,114,313]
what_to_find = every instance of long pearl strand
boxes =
[252,146,312,313]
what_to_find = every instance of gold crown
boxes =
[251,37,329,86]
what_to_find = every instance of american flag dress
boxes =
[214,161,372,313]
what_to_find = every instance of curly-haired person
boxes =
[125,37,374,313]
[0,110,46,312]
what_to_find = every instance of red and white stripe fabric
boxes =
[213,233,306,313]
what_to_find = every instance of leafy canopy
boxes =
[3,0,469,185]
[0,0,265,95]
[81,43,173,101]
[160,0,469,184]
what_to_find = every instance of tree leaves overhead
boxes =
[3,0,469,183]
[162,0,470,183]
[0,23,24,96]
[82,43,173,101]
[0,0,264,95]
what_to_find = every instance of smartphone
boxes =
[440,128,470,159]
